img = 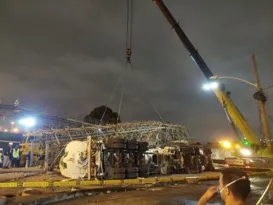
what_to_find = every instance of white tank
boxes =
[59,141,88,179]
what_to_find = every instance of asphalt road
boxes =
[53,175,273,205]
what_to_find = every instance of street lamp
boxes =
[209,76,257,88]
[202,81,219,91]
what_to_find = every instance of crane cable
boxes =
[126,0,133,64]
[149,99,165,123]
[99,74,123,122]
[116,0,134,123]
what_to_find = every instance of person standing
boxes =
[0,148,3,168]
[2,148,9,168]
[8,142,13,168]
[12,145,20,168]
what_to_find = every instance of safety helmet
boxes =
[9,142,13,146]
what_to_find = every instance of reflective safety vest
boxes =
[13,149,19,159]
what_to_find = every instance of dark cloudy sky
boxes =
[0,0,273,142]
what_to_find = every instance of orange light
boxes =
[222,141,231,149]
[13,128,19,133]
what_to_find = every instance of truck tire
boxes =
[139,172,149,178]
[106,138,126,144]
[127,167,138,173]
[138,142,148,151]
[108,167,126,174]
[139,167,149,177]
[127,140,138,150]
[185,166,191,174]
[111,174,126,179]
[105,138,126,149]
[127,172,138,179]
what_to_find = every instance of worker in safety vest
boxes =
[0,148,3,168]
[12,145,20,167]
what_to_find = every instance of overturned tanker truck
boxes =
[59,137,214,180]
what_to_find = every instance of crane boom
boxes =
[153,0,259,145]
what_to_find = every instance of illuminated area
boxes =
[222,141,231,149]
[13,128,19,133]
[240,148,252,156]
[202,81,219,91]
[19,117,36,127]
[235,144,240,149]
[219,140,232,149]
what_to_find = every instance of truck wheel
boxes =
[127,140,138,150]
[111,174,126,179]
[108,167,126,174]
[126,172,138,179]
[185,167,191,174]
[139,172,149,178]
[105,138,126,149]
[127,167,139,173]
[138,142,148,151]
[139,167,149,177]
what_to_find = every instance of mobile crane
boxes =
[153,0,272,155]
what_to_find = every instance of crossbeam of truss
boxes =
[24,121,190,146]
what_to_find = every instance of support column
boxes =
[87,136,92,180]
[30,141,34,167]
[44,141,49,172]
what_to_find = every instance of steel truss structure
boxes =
[25,121,190,146]
[0,104,191,146]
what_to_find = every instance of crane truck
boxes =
[153,0,272,162]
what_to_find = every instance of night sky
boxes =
[0,0,273,142]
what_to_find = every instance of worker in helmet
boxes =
[12,145,20,167]
[8,142,13,168]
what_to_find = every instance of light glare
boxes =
[222,141,231,149]
[13,128,19,133]
[240,148,252,156]
[202,81,219,91]
[19,117,36,127]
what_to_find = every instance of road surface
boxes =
[53,175,272,205]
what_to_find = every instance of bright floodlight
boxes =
[222,141,231,149]
[240,148,252,156]
[202,81,219,91]
[202,84,211,91]
[19,117,36,127]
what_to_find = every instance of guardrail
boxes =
[0,171,271,188]
[0,175,220,188]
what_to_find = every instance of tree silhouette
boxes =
[84,105,121,124]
